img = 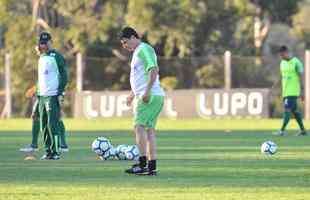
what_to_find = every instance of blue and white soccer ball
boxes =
[125,145,140,161]
[261,141,277,155]
[91,137,112,155]
[99,147,116,160]
[115,144,129,160]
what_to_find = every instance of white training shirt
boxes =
[130,42,165,97]
[37,52,60,96]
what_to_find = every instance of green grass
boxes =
[0,119,310,200]
[0,118,310,131]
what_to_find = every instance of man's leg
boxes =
[125,97,150,174]
[40,101,52,160]
[293,111,306,133]
[125,96,163,175]
[46,96,61,159]
[138,96,164,175]
[59,120,69,149]
[125,125,148,174]
[281,109,291,131]
[43,113,51,156]
[144,96,164,175]
[146,129,156,160]
[19,119,40,152]
[20,101,40,152]
[31,119,40,148]
[291,98,307,136]
[135,125,147,168]
[275,97,291,136]
[146,128,157,174]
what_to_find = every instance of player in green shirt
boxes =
[275,46,307,136]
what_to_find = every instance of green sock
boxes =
[31,120,40,147]
[59,120,68,147]
[281,111,291,131]
[293,111,305,131]
[54,135,60,154]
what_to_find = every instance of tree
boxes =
[292,0,310,48]
[250,0,302,60]
[0,0,308,115]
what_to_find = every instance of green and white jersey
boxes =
[130,42,165,97]
[280,57,303,97]
[37,50,68,96]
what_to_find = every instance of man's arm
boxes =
[143,68,158,103]
[299,73,305,100]
[138,45,158,103]
[55,53,68,96]
[296,58,305,99]
[126,91,135,107]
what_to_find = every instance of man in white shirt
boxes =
[120,27,165,175]
[37,32,68,160]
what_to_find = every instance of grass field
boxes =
[0,119,310,200]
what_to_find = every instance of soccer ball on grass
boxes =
[91,137,112,155]
[261,141,277,155]
[125,145,139,161]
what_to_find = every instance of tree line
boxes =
[0,0,309,115]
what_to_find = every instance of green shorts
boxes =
[134,95,164,129]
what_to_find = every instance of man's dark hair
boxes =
[279,45,288,53]
[119,27,140,39]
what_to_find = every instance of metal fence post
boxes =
[76,52,83,92]
[224,50,232,90]
[2,53,12,118]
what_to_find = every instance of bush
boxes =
[160,76,178,91]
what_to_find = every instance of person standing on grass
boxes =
[274,45,307,136]
[119,27,165,175]
[19,85,69,154]
[36,32,68,160]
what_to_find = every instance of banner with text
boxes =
[74,89,270,118]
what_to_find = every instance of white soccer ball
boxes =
[261,141,277,155]
[91,137,112,155]
[115,144,129,160]
[125,145,140,161]
[100,147,116,160]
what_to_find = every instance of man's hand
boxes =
[142,91,150,103]
[31,99,39,120]
[31,111,38,120]
[35,46,40,56]
[25,85,36,98]
[126,93,135,107]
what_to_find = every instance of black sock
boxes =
[139,156,147,168]
[148,160,156,171]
